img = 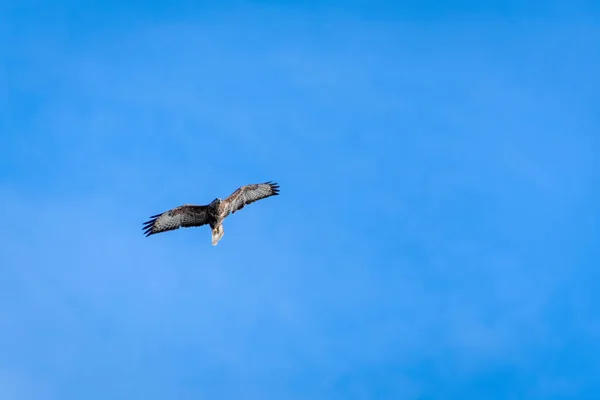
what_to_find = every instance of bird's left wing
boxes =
[143,205,210,237]
[223,181,280,215]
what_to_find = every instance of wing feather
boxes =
[223,181,280,215]
[143,205,210,237]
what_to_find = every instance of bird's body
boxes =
[142,181,280,246]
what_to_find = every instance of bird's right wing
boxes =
[143,205,210,237]
[223,181,280,215]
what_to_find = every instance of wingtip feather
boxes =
[268,181,280,195]
[142,214,161,237]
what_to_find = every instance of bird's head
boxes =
[210,198,222,207]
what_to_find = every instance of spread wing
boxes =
[223,181,280,215]
[143,205,211,237]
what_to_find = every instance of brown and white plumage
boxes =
[223,182,281,215]
[142,205,211,236]
[142,181,280,245]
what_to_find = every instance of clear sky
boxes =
[1,1,599,399]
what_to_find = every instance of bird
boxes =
[142,181,280,246]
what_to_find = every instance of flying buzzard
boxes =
[142,181,280,246]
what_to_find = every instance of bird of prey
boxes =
[142,181,280,246]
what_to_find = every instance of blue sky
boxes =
[1,1,599,399]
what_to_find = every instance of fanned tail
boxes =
[212,225,224,246]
